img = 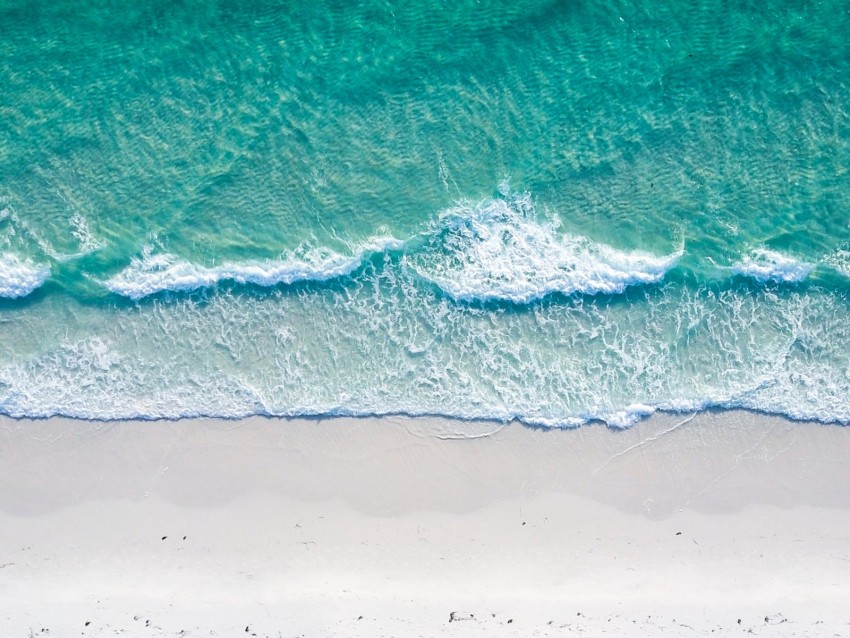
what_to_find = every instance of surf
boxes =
[403,187,683,303]
[0,253,50,299]
[102,188,682,303]
[103,239,404,300]
[732,248,815,283]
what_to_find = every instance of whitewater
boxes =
[2,189,850,428]
[1,0,849,429]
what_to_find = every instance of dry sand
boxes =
[1,410,849,636]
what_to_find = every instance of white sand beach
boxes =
[2,411,850,636]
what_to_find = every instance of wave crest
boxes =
[104,240,403,300]
[404,191,682,303]
[0,253,50,298]
[103,191,682,302]
[825,248,850,278]
[732,249,814,283]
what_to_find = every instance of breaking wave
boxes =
[104,190,681,303]
[404,190,682,303]
[732,248,814,283]
[104,239,404,300]
[0,253,50,299]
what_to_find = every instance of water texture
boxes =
[1,0,849,425]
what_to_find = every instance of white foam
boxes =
[405,191,682,303]
[0,253,50,298]
[732,248,814,283]
[825,248,850,278]
[102,190,682,304]
[4,280,850,427]
[104,239,404,300]
[69,212,105,255]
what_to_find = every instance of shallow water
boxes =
[1,0,849,425]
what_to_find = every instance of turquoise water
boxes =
[1,0,850,425]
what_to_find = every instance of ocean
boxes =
[1,0,849,426]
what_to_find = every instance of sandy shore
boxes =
[1,410,850,636]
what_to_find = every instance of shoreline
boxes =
[2,410,849,635]
[4,402,850,428]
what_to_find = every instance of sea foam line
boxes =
[732,248,814,283]
[104,189,682,302]
[104,239,404,300]
[0,253,50,298]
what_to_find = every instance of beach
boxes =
[3,1,850,635]
[2,411,849,636]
